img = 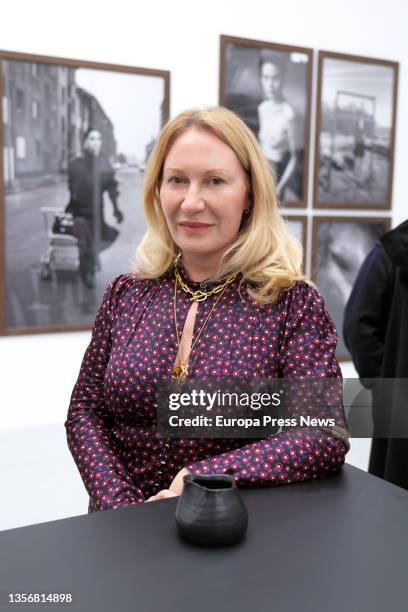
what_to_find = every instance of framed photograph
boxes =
[284,214,308,272]
[314,51,399,209]
[0,50,169,335]
[311,216,391,360]
[220,35,313,207]
[284,214,307,250]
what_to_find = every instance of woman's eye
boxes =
[209,177,225,185]
[168,176,186,184]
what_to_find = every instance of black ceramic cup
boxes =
[175,473,248,546]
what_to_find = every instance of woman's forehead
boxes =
[164,128,240,168]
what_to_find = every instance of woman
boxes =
[257,57,297,200]
[66,128,124,289]
[65,106,349,512]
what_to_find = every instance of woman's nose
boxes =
[181,185,205,211]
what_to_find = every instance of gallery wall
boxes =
[1,0,407,432]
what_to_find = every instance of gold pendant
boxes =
[190,290,208,302]
[172,362,189,380]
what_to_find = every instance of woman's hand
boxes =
[169,467,190,495]
[145,489,177,503]
[114,208,124,223]
[145,467,190,502]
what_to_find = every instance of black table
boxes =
[1,464,407,612]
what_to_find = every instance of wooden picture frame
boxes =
[313,51,399,210]
[0,50,170,335]
[311,216,391,361]
[220,34,313,208]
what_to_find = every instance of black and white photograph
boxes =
[284,215,307,252]
[0,51,169,334]
[220,35,312,207]
[314,51,398,209]
[311,216,391,360]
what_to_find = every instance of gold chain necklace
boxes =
[171,277,229,381]
[174,257,238,302]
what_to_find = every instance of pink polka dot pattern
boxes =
[65,261,349,513]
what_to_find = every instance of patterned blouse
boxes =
[65,261,349,513]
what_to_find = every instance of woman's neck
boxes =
[180,252,224,282]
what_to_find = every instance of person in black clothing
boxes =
[343,220,408,490]
[66,128,124,288]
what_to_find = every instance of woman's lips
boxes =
[178,222,214,233]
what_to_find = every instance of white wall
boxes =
[1,0,407,527]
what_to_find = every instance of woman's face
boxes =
[261,62,282,99]
[84,130,102,156]
[160,127,249,261]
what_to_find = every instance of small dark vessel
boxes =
[175,473,248,546]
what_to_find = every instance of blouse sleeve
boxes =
[64,275,145,511]
[186,283,349,487]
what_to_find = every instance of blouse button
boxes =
[200,282,208,290]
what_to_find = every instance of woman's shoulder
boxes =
[281,100,295,121]
[278,281,336,337]
[245,279,319,305]
[69,155,86,167]
[98,153,115,171]
[279,280,326,312]
[283,280,321,301]
[101,272,159,311]
[257,281,326,323]
[255,280,319,307]
[68,155,89,176]
[248,281,325,320]
[258,99,269,112]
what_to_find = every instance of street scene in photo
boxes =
[3,60,166,330]
[317,57,396,206]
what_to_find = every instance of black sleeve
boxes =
[67,159,78,194]
[107,171,119,202]
[343,243,394,380]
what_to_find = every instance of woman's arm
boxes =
[105,166,124,223]
[184,284,349,488]
[277,111,297,193]
[257,104,262,142]
[65,275,145,511]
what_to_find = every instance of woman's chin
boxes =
[177,241,228,257]
[175,236,220,252]
[179,245,219,256]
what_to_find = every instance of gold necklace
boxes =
[171,278,228,381]
[174,257,238,302]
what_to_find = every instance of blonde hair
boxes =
[134,105,309,304]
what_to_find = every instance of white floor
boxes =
[0,424,371,532]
